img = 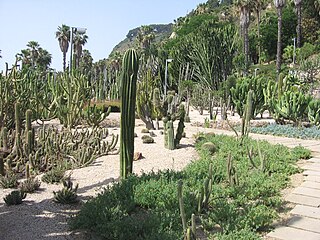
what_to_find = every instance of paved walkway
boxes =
[209,129,320,240]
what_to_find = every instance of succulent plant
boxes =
[0,172,18,188]
[19,178,41,193]
[4,190,27,205]
[53,178,79,204]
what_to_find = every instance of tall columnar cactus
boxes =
[120,49,139,179]
[167,120,175,150]
[174,104,186,148]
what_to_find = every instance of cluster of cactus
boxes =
[1,64,118,131]
[247,143,266,172]
[274,91,312,125]
[178,180,197,240]
[178,164,213,239]
[263,73,316,125]
[230,76,267,118]
[48,72,91,128]
[0,104,118,182]
[85,102,111,127]
[120,49,139,179]
[19,163,41,193]
[4,190,27,205]
[136,70,157,130]
[308,99,320,126]
[53,178,79,204]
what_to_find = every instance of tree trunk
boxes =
[276,7,283,77]
[63,52,66,71]
[296,4,302,48]
[257,10,261,64]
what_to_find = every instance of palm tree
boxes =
[294,0,302,47]
[234,0,253,74]
[252,0,269,63]
[274,0,286,76]
[26,41,40,67]
[55,24,70,71]
[73,32,88,68]
[36,48,52,71]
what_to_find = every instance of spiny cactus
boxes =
[120,49,139,179]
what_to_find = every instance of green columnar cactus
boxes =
[178,180,187,232]
[14,102,22,157]
[120,49,139,179]
[167,120,175,150]
[174,104,185,148]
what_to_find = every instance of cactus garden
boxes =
[1,0,320,239]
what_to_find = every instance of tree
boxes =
[274,0,286,76]
[55,24,70,71]
[26,41,40,68]
[36,48,52,71]
[252,0,269,63]
[234,0,253,73]
[294,0,302,47]
[73,32,88,68]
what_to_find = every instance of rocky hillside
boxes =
[109,23,173,56]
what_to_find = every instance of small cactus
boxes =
[4,190,27,205]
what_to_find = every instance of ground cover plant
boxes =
[250,124,320,140]
[70,133,309,239]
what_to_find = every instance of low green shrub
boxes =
[250,124,320,140]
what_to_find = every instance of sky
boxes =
[0,0,206,72]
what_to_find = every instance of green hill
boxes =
[109,23,173,56]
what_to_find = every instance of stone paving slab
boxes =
[305,175,320,183]
[303,170,320,176]
[302,164,320,171]
[291,205,320,219]
[308,158,320,163]
[287,215,320,234]
[301,181,320,189]
[293,186,320,198]
[286,193,320,207]
[267,226,320,240]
